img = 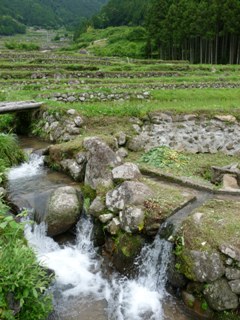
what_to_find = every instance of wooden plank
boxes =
[0,101,43,114]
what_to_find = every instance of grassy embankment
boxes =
[0,133,53,320]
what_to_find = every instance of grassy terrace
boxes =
[0,28,240,119]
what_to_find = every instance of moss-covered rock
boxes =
[105,232,145,274]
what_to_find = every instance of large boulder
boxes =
[188,251,225,282]
[106,181,153,213]
[44,186,83,236]
[83,137,121,189]
[112,162,141,181]
[203,279,238,311]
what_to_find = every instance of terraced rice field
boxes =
[0,30,240,118]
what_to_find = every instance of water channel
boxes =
[7,137,199,320]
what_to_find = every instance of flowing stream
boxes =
[7,138,196,320]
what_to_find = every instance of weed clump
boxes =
[140,146,189,169]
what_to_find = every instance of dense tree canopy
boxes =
[92,0,148,28]
[0,16,26,35]
[0,0,107,32]
[146,0,240,64]
[75,0,239,63]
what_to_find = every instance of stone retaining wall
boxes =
[128,113,240,155]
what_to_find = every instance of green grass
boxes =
[0,133,25,168]
[180,199,240,251]
[133,147,240,186]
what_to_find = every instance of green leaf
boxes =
[20,298,24,307]
[23,288,29,298]
[0,222,8,229]
[32,288,38,298]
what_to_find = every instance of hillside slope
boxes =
[0,0,108,28]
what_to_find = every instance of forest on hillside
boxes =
[86,0,240,64]
[0,0,107,34]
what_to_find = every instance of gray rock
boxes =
[74,116,84,127]
[66,124,80,135]
[61,133,76,142]
[49,121,59,131]
[204,279,238,311]
[149,112,172,123]
[89,196,105,217]
[112,162,141,181]
[116,148,128,159]
[83,137,121,189]
[60,159,85,181]
[44,186,83,236]
[222,174,239,190]
[225,268,240,280]
[67,96,76,102]
[116,131,127,146]
[67,109,77,115]
[107,217,121,235]
[50,127,63,141]
[127,135,148,152]
[214,115,236,123]
[229,279,240,294]
[132,124,141,134]
[99,213,114,223]
[75,152,86,165]
[119,206,145,233]
[189,251,225,282]
[219,244,240,262]
[106,181,153,213]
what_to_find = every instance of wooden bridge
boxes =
[0,101,43,114]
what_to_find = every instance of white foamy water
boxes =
[107,238,172,320]
[8,153,44,180]
[25,218,107,300]
[25,217,172,320]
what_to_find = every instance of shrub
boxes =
[4,41,40,51]
[0,208,53,319]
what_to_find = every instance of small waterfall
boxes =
[25,217,107,300]
[25,216,172,320]
[8,149,176,320]
[107,236,172,320]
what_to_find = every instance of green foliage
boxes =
[140,146,189,169]
[0,0,107,29]
[0,16,26,36]
[114,232,144,258]
[92,0,148,28]
[0,115,16,133]
[216,310,240,320]
[201,299,209,311]
[174,236,185,256]
[0,134,25,168]
[0,208,53,319]
[76,26,147,58]
[146,0,240,63]
[4,41,40,51]
[81,184,97,202]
